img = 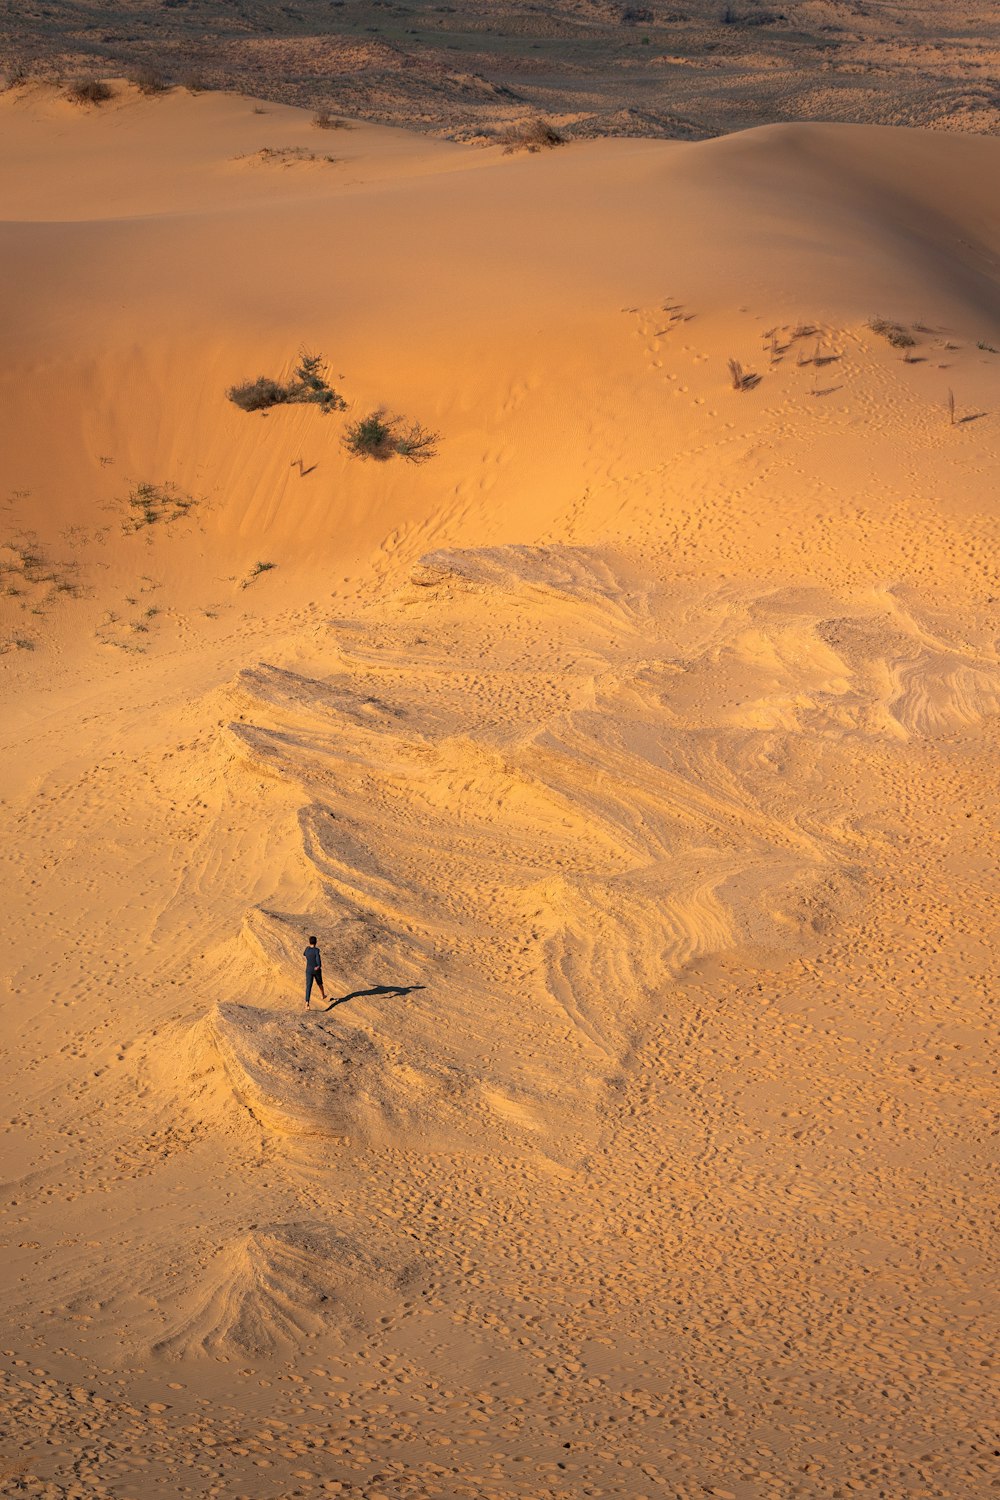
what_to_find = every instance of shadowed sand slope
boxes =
[0,86,997,1500]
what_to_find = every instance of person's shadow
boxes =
[324,983,425,1012]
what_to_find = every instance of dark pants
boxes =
[305,968,323,1004]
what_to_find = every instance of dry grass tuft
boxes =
[502,118,566,154]
[727,357,760,391]
[313,110,352,130]
[66,77,114,105]
[868,316,916,349]
[133,66,170,96]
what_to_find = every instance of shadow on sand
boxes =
[323,984,426,1013]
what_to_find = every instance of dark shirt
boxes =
[304,944,322,973]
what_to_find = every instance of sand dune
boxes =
[0,83,997,1498]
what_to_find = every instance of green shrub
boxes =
[344,413,396,461]
[343,412,439,463]
[227,353,345,414]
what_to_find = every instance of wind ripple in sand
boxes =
[190,548,999,1161]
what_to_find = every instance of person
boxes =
[303,936,326,1008]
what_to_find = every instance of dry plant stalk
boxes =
[728,357,759,391]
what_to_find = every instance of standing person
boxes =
[304,936,326,1008]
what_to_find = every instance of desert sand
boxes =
[0,79,998,1499]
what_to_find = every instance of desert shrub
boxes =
[620,6,654,22]
[343,412,397,461]
[293,352,346,409]
[343,412,439,463]
[313,110,351,129]
[868,316,916,349]
[227,354,345,414]
[393,422,439,463]
[502,118,566,153]
[66,77,114,105]
[133,67,169,96]
[228,376,293,412]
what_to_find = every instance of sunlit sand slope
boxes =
[0,85,997,1500]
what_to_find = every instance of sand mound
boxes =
[207,1002,466,1148]
[155,1221,420,1358]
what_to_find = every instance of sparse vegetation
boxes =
[343,411,439,463]
[0,532,87,629]
[242,561,277,589]
[727,357,760,392]
[133,67,169,96]
[868,316,916,349]
[227,353,346,415]
[66,77,114,105]
[502,119,566,154]
[977,340,998,354]
[122,482,198,532]
[244,145,336,166]
[313,111,351,129]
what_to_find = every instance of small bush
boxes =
[502,118,566,154]
[228,376,292,412]
[67,77,114,105]
[343,412,439,463]
[344,412,397,461]
[393,422,439,463]
[227,353,346,414]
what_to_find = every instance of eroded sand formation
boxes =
[0,83,997,1498]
